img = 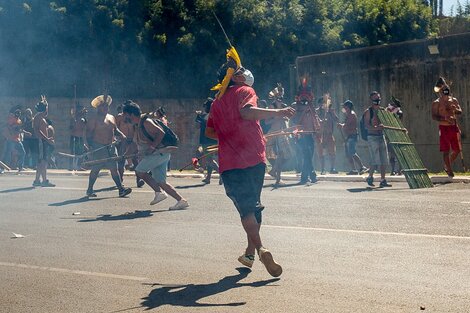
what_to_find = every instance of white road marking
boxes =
[0,261,148,281]
[264,224,470,240]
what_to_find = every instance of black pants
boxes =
[69,136,84,169]
[23,138,38,168]
[298,136,316,182]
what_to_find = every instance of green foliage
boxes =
[0,0,438,99]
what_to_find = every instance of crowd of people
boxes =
[0,76,463,188]
[0,49,464,279]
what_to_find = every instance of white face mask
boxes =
[241,69,254,87]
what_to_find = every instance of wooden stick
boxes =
[179,150,217,172]
[0,160,11,171]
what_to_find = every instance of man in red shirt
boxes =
[206,64,294,277]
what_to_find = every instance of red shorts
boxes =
[439,125,461,153]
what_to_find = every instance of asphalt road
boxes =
[0,174,469,313]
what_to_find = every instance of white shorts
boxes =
[135,152,170,183]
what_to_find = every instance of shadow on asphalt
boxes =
[264,182,305,190]
[49,196,108,206]
[0,186,35,193]
[139,268,279,310]
[347,187,385,192]
[77,209,168,222]
[175,183,207,189]
[48,186,125,206]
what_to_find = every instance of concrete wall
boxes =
[0,97,204,170]
[296,32,470,172]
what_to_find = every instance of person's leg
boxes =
[203,154,214,183]
[366,138,379,183]
[389,155,396,174]
[87,169,100,193]
[14,141,26,170]
[158,182,183,201]
[150,156,186,205]
[308,137,317,181]
[450,151,460,164]
[116,143,126,180]
[34,161,43,183]
[329,153,336,173]
[136,171,161,192]
[241,213,263,254]
[275,158,286,184]
[449,131,462,168]
[379,138,390,182]
[347,155,355,171]
[443,152,452,173]
[267,158,276,177]
[69,136,75,170]
[23,139,32,168]
[299,138,310,182]
[110,167,124,189]
[1,141,13,167]
[353,154,365,170]
[118,159,125,180]
[40,160,48,182]
[380,165,386,181]
[319,155,325,174]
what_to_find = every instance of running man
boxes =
[206,50,294,277]
[122,101,188,210]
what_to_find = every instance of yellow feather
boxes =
[215,67,235,99]
[227,46,241,68]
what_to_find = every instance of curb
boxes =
[1,169,468,184]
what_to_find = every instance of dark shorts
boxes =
[89,143,118,171]
[37,140,52,162]
[221,163,266,219]
[345,135,358,157]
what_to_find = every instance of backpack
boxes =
[359,108,374,141]
[140,115,179,147]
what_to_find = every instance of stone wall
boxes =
[0,97,204,170]
[296,32,470,172]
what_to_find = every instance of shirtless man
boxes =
[431,77,463,177]
[32,97,55,187]
[116,102,143,187]
[84,95,132,198]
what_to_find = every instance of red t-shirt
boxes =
[7,115,21,142]
[207,85,266,173]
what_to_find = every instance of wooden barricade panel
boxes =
[377,110,433,189]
